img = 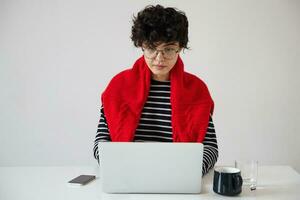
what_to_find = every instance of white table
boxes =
[0,165,299,200]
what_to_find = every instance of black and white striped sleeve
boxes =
[93,106,111,163]
[202,115,219,175]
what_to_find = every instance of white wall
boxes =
[1,0,299,172]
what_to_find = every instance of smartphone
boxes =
[68,175,96,185]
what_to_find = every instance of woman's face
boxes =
[143,42,181,81]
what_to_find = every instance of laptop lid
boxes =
[99,142,203,194]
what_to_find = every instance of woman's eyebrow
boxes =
[162,42,178,46]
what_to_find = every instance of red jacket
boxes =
[102,56,214,142]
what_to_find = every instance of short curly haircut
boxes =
[131,4,189,49]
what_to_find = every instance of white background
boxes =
[1,0,299,172]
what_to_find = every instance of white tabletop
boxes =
[0,165,299,200]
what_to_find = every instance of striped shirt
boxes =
[93,79,218,175]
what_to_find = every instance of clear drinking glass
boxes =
[234,160,258,190]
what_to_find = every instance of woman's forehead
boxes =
[154,41,179,47]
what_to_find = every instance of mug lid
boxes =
[215,167,241,174]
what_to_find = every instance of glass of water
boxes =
[234,160,258,190]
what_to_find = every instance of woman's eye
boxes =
[148,48,156,52]
[165,48,173,52]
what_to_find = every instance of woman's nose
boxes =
[155,51,165,61]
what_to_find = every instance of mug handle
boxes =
[233,175,243,188]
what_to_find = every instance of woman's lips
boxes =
[154,65,166,69]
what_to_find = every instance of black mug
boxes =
[213,167,243,196]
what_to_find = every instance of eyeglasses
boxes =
[142,47,180,59]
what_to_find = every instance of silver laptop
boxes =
[99,142,203,194]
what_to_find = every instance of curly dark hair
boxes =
[131,4,189,49]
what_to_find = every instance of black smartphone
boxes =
[68,175,96,185]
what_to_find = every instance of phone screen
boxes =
[68,175,96,185]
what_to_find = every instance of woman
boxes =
[93,4,218,175]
